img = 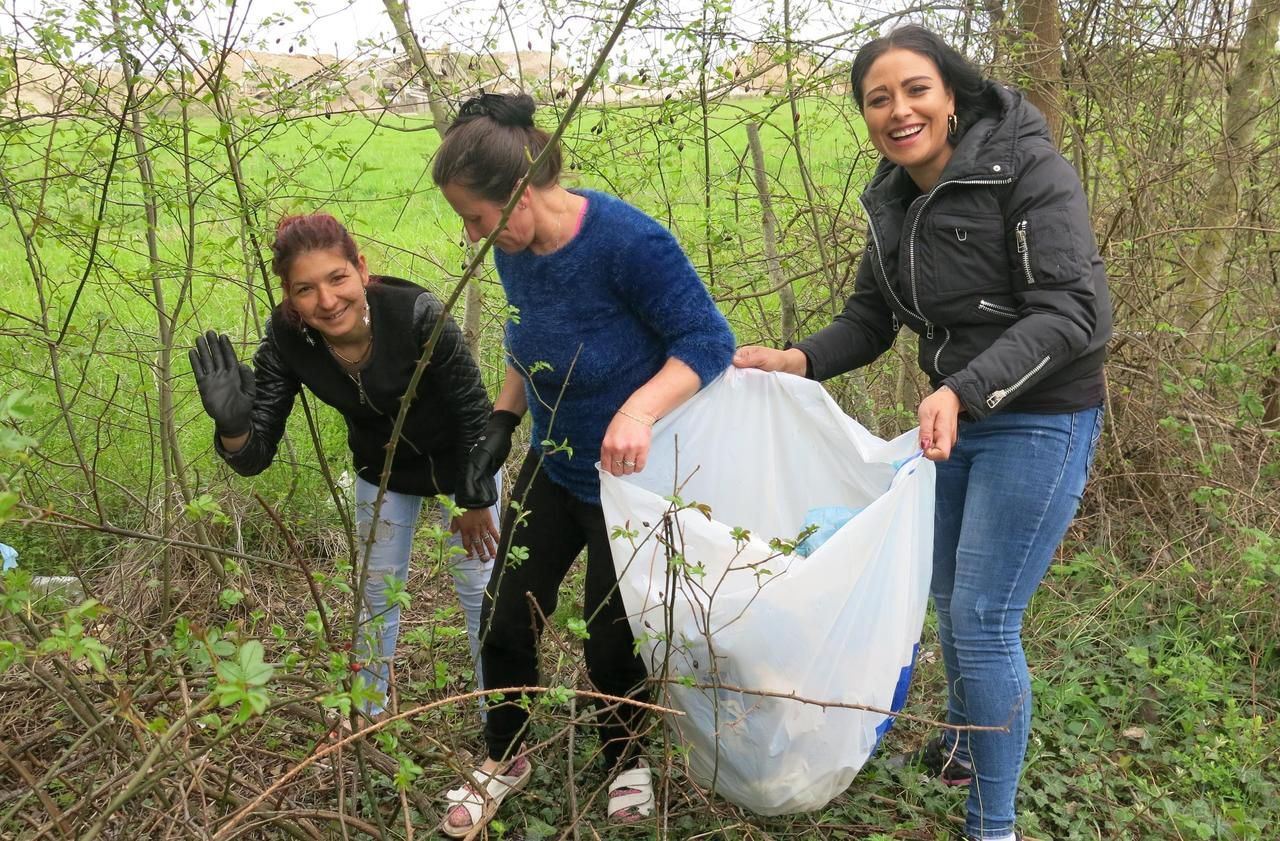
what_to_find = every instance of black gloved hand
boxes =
[188,331,256,438]
[456,409,521,509]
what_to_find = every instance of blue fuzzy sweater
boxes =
[496,189,735,502]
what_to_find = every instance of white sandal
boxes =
[607,758,654,824]
[440,753,532,838]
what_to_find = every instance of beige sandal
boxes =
[607,758,654,824]
[441,753,532,838]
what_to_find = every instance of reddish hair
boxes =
[270,212,367,327]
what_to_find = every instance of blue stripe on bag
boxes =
[872,642,920,750]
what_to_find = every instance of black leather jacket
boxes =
[797,83,1111,419]
[215,277,492,505]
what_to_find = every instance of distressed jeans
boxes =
[355,474,501,716]
[931,407,1103,839]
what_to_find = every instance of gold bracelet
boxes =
[617,408,656,427]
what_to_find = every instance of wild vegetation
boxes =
[0,0,1277,838]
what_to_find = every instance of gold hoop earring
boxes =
[947,113,958,135]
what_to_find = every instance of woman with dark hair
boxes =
[189,212,501,726]
[430,93,735,836]
[735,24,1110,841]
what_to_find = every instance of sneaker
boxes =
[888,734,973,786]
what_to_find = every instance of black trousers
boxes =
[480,450,649,768]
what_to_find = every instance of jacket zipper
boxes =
[858,203,921,326]
[985,355,1051,409]
[1015,220,1035,285]
[331,344,425,457]
[978,299,1019,319]
[344,371,379,413]
[932,329,951,375]
[906,177,1014,375]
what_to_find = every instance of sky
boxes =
[3,0,915,77]
[218,0,891,58]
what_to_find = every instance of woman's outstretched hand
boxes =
[918,386,961,461]
[189,331,255,437]
[732,345,808,376]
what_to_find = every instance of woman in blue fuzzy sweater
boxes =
[431,93,735,836]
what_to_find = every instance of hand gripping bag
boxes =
[599,367,934,815]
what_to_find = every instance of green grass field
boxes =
[0,91,880,554]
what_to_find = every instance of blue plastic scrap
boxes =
[794,507,863,557]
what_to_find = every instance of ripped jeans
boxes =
[931,407,1103,839]
[355,475,500,716]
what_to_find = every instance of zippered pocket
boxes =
[1015,220,1035,286]
[986,355,1052,409]
[1012,209,1091,287]
[977,299,1019,320]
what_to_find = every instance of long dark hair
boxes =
[849,25,990,140]
[431,93,562,201]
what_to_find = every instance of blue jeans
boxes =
[355,475,500,716]
[932,407,1102,839]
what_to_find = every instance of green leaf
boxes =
[393,755,423,788]
[0,639,24,671]
[321,691,353,716]
[349,673,384,710]
[237,640,273,687]
[0,428,37,453]
[186,494,230,525]
[0,490,18,521]
[383,574,410,611]
[0,571,31,614]
[0,390,38,421]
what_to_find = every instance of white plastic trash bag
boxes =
[599,367,934,815]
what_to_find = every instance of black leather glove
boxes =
[189,331,256,438]
[456,409,521,509]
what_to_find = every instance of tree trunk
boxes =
[380,0,450,136]
[1176,0,1280,332]
[1014,0,1064,144]
[381,0,483,354]
[977,0,1009,63]
[746,124,796,344]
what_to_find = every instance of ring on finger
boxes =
[622,459,636,467]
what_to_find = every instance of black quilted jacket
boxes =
[215,277,492,505]
[797,83,1111,419]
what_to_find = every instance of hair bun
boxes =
[457,92,536,128]
[275,214,306,237]
[493,94,536,127]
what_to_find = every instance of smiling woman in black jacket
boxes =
[189,212,500,724]
[735,25,1110,841]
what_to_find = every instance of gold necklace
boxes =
[326,340,370,366]
[539,196,568,253]
[325,326,373,405]
[325,318,373,365]
[552,201,565,250]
